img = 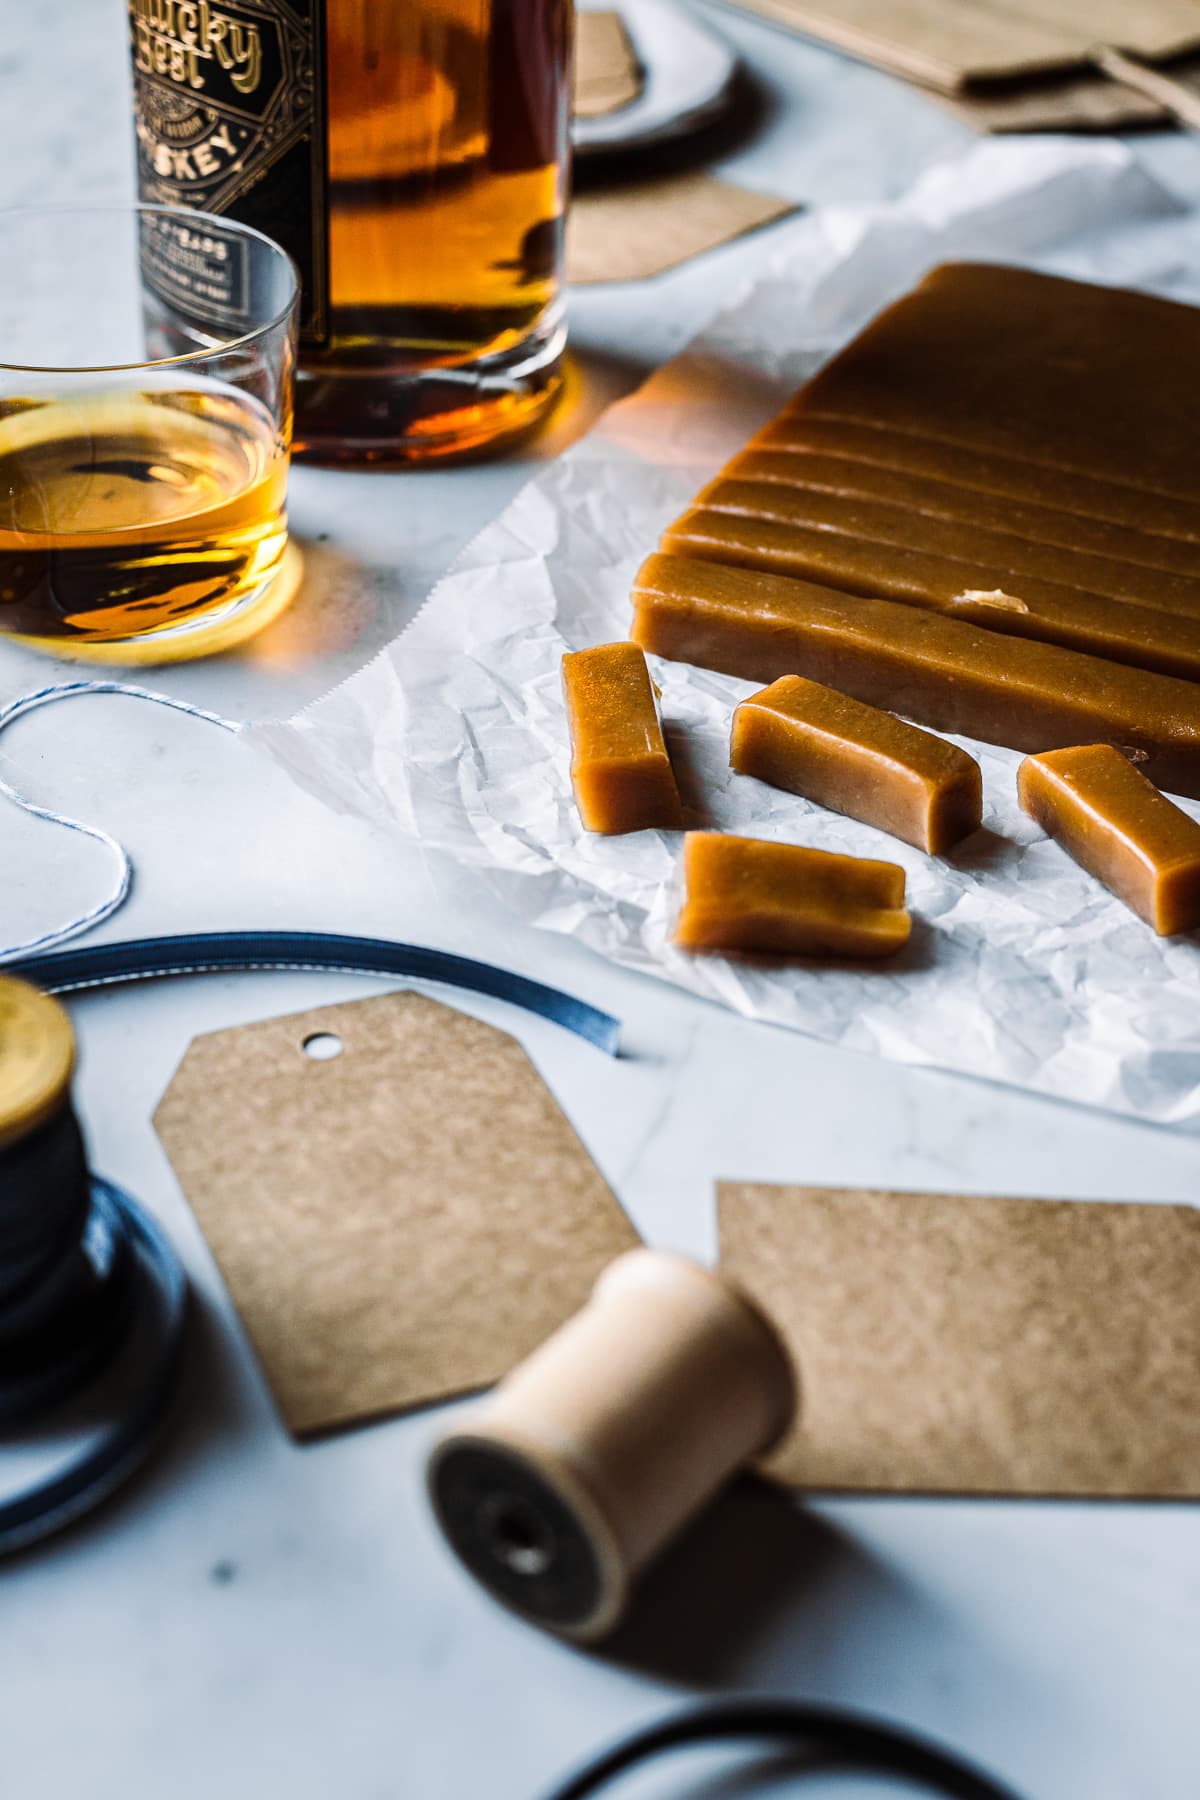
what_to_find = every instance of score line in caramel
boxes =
[731,675,982,855]
[726,445,1200,575]
[662,506,1200,685]
[695,476,1200,613]
[631,554,1200,801]
[656,267,1200,687]
[562,640,683,834]
[1018,745,1200,935]
[794,263,1200,505]
[674,831,910,960]
[755,415,1200,545]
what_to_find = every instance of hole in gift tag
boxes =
[301,1032,344,1062]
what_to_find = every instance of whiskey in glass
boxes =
[0,206,298,656]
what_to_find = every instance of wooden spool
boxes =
[0,975,75,1151]
[428,1248,797,1641]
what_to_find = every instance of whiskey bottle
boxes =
[129,1,572,463]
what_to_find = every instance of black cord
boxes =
[538,1700,1023,1800]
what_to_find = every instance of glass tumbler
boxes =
[0,205,299,660]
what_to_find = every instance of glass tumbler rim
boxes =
[0,202,300,376]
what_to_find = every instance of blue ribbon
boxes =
[14,931,622,1055]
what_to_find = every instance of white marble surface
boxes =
[2,5,1200,1798]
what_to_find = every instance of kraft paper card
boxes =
[724,0,1200,92]
[567,172,796,284]
[719,1183,1200,1498]
[155,992,639,1438]
[574,11,643,118]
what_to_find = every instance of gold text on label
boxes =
[132,0,263,96]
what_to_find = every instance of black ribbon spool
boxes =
[0,1095,140,1424]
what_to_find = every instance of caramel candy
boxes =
[796,263,1200,503]
[562,641,682,834]
[698,478,1200,614]
[726,445,1200,575]
[660,511,1200,685]
[631,554,1200,800]
[1018,745,1200,936]
[732,676,982,854]
[675,831,910,958]
[756,416,1200,545]
[564,644,683,831]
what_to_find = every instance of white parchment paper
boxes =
[251,139,1200,1129]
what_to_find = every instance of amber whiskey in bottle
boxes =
[129,1,572,463]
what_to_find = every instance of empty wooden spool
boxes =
[427,1247,797,1641]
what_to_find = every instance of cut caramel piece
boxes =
[562,641,682,834]
[732,676,981,854]
[1017,745,1200,935]
[631,555,1200,800]
[674,831,910,959]
[795,264,1200,504]
[756,416,1200,545]
[659,511,1200,685]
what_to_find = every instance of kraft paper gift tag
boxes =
[567,172,797,284]
[719,1183,1200,1498]
[574,11,643,118]
[155,991,640,1437]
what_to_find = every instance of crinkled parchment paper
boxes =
[251,139,1200,1129]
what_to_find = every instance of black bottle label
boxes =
[128,0,329,345]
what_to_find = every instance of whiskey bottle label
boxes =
[129,0,330,345]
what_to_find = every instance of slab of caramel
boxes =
[675,831,910,959]
[631,554,1200,799]
[662,509,1200,685]
[1018,745,1200,935]
[722,450,1200,578]
[697,478,1200,614]
[795,264,1200,504]
[756,416,1200,545]
[732,676,982,854]
[562,641,683,834]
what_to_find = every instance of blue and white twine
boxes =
[0,681,239,964]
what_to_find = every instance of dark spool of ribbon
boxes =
[0,1093,138,1425]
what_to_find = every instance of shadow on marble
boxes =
[599,1475,918,1686]
[1,1282,250,1573]
[572,66,778,190]
[237,536,388,673]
